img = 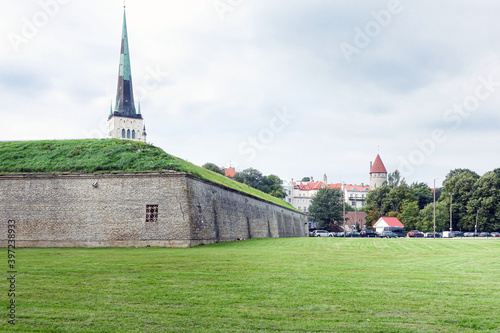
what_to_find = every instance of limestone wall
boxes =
[0,173,306,247]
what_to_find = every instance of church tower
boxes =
[108,7,146,142]
[369,154,388,189]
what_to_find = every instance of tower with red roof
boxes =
[369,154,388,190]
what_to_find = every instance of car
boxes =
[336,232,345,237]
[345,231,360,237]
[407,230,425,238]
[328,232,337,237]
[450,231,464,238]
[425,232,442,238]
[479,232,491,237]
[359,230,378,237]
[313,230,329,237]
[464,232,478,237]
[490,232,500,237]
[382,227,407,238]
[379,231,397,238]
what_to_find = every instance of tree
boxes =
[440,169,480,231]
[364,186,391,226]
[386,170,404,188]
[309,188,343,231]
[398,201,419,231]
[202,162,224,175]
[466,171,500,232]
[382,182,416,214]
[301,177,311,182]
[417,201,449,232]
[233,168,285,199]
[411,182,433,210]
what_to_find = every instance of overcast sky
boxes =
[2,0,500,187]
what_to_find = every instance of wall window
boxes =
[146,205,159,223]
[127,129,131,138]
[121,129,125,138]
[132,130,136,139]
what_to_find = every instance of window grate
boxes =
[146,205,158,223]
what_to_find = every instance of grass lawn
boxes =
[2,238,500,332]
[0,139,296,210]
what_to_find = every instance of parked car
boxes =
[309,231,315,237]
[313,230,329,237]
[379,231,397,238]
[490,232,500,237]
[328,232,337,237]
[425,232,442,238]
[479,232,491,237]
[382,227,407,238]
[450,231,464,238]
[407,230,425,238]
[345,231,360,237]
[359,230,378,237]
[464,232,478,237]
[336,232,345,237]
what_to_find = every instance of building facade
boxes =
[108,9,146,142]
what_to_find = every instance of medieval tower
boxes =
[369,154,388,189]
[108,8,146,142]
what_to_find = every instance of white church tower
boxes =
[108,7,146,142]
[369,154,388,190]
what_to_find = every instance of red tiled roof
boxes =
[370,154,387,174]
[293,181,342,191]
[378,217,404,227]
[224,166,237,178]
[344,185,371,192]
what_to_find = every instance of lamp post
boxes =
[449,194,453,233]
[433,179,438,239]
[342,183,346,236]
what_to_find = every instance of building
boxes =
[344,184,371,209]
[373,217,404,233]
[223,166,237,178]
[283,177,342,213]
[369,154,387,189]
[344,211,368,231]
[108,8,146,142]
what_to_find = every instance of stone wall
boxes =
[0,172,306,247]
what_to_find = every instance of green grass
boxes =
[0,139,295,210]
[2,238,499,332]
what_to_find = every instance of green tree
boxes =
[382,182,416,213]
[301,177,311,182]
[309,188,343,231]
[234,168,263,189]
[365,186,391,226]
[386,170,403,188]
[202,162,224,175]
[261,174,286,199]
[466,171,500,232]
[417,201,449,232]
[411,182,433,210]
[398,201,420,231]
[440,169,479,231]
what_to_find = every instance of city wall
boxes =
[0,172,307,247]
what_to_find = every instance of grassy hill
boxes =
[0,139,297,210]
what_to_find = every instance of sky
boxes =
[2,0,500,187]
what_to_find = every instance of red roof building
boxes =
[369,154,388,189]
[373,217,404,233]
[224,166,237,178]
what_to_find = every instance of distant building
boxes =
[108,8,146,143]
[223,166,237,178]
[369,154,387,189]
[344,184,371,209]
[373,217,404,233]
[344,211,368,232]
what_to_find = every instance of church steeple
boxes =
[112,8,140,119]
[107,7,146,143]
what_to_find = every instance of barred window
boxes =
[146,205,158,223]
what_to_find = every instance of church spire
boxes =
[112,8,140,119]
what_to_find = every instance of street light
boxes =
[342,183,346,236]
[433,178,438,239]
[449,193,453,233]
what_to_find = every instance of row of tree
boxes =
[202,163,285,199]
[365,169,500,232]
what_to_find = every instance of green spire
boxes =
[112,8,140,119]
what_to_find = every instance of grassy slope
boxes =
[2,238,500,332]
[0,139,296,210]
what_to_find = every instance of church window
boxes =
[127,129,131,138]
[132,130,136,139]
[121,129,125,138]
[146,205,158,223]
